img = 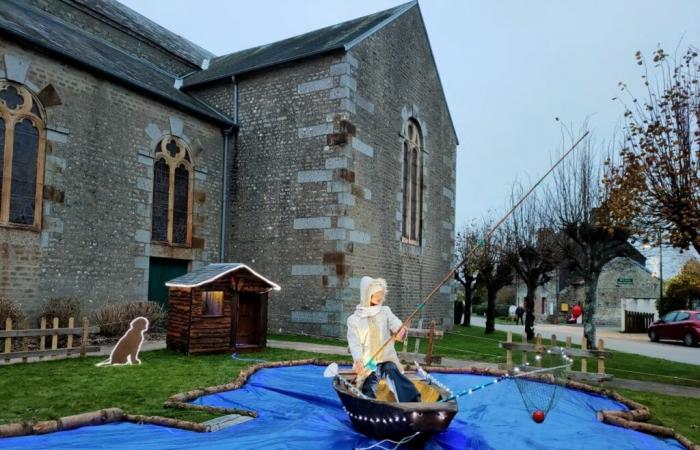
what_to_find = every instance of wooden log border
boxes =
[0,359,697,449]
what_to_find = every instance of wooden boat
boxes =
[333,370,458,439]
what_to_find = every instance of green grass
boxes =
[272,326,700,387]
[615,388,700,443]
[0,348,348,425]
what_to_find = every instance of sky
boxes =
[120,0,700,274]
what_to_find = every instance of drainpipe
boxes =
[219,76,239,262]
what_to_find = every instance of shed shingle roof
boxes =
[0,0,233,126]
[182,1,416,88]
[165,263,281,290]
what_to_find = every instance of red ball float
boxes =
[532,410,545,423]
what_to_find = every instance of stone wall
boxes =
[0,41,224,318]
[228,8,458,337]
[596,257,659,326]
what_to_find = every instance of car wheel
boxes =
[683,332,698,347]
[649,330,659,342]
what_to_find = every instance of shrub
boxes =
[0,298,26,329]
[473,303,487,316]
[91,301,166,338]
[41,297,81,327]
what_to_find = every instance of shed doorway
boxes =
[235,292,261,348]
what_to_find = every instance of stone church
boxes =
[0,0,458,337]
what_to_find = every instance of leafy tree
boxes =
[473,225,512,334]
[546,134,636,349]
[454,223,481,327]
[606,48,700,254]
[659,259,700,315]
[505,187,557,340]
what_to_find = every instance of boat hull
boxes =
[333,376,458,439]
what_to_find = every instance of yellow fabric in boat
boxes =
[375,379,441,403]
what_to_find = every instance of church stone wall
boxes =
[0,40,224,318]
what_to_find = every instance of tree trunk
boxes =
[461,284,472,327]
[485,288,496,334]
[524,282,536,340]
[583,272,600,350]
[454,301,464,325]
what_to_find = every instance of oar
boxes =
[360,132,590,377]
[324,363,371,399]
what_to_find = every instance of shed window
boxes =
[202,291,224,316]
[401,119,422,244]
[0,81,46,229]
[151,136,193,246]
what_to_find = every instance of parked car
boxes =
[648,310,700,347]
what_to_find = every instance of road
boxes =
[469,316,700,366]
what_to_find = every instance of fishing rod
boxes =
[357,131,590,381]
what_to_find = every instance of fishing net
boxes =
[508,349,572,422]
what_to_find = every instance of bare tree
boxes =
[454,224,481,327]
[606,47,700,254]
[546,133,635,349]
[505,187,557,340]
[473,224,512,334]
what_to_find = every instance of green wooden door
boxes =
[148,258,189,309]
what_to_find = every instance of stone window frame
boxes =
[0,79,46,232]
[151,135,194,247]
[400,118,423,246]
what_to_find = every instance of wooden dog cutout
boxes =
[96,317,149,366]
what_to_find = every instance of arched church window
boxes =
[151,136,193,246]
[402,119,422,244]
[0,80,46,229]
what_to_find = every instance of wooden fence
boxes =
[624,310,655,333]
[499,331,612,383]
[1,317,100,363]
[398,320,444,365]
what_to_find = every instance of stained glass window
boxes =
[172,164,189,245]
[0,81,45,229]
[151,136,192,246]
[402,120,422,244]
[151,159,169,242]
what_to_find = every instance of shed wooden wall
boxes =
[188,279,234,354]
[166,288,192,353]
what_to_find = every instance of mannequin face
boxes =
[370,291,384,305]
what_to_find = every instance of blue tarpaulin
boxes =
[0,365,684,449]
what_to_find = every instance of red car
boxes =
[648,310,700,347]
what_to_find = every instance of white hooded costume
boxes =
[346,276,404,372]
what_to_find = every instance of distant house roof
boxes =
[69,0,214,69]
[182,1,417,88]
[0,0,233,126]
[165,263,281,291]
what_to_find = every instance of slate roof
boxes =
[69,0,214,68]
[165,263,281,290]
[0,0,233,126]
[182,1,417,88]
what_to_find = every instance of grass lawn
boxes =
[616,388,700,443]
[0,348,349,425]
[273,327,700,388]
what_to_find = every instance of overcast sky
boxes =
[120,0,700,239]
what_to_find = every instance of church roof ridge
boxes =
[182,1,417,88]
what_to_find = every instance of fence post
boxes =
[67,317,75,355]
[597,339,605,375]
[506,331,513,369]
[51,318,59,357]
[581,336,588,373]
[413,318,423,354]
[39,317,46,361]
[22,319,29,363]
[521,333,527,365]
[4,318,12,363]
[80,317,89,357]
[426,320,436,365]
[535,334,542,368]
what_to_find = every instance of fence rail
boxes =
[624,310,655,333]
[500,331,612,383]
[2,317,100,363]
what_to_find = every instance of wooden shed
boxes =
[165,263,281,354]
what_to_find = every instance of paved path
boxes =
[469,317,700,365]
